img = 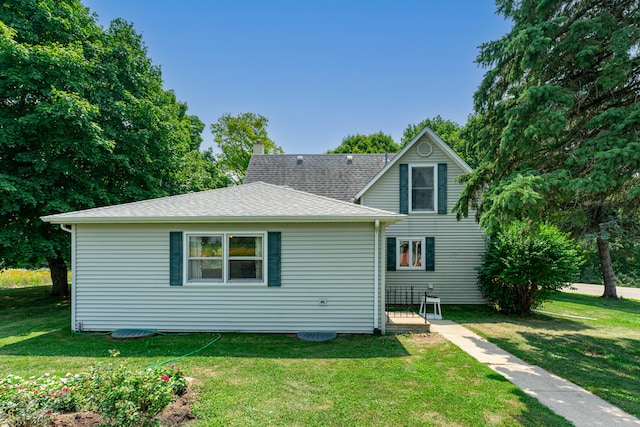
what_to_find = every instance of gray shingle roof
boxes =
[244,154,395,202]
[41,182,404,224]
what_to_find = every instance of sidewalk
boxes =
[563,283,640,300]
[430,320,640,426]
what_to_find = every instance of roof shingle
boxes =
[244,154,395,202]
[41,182,403,224]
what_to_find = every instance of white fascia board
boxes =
[41,214,407,225]
[354,126,472,200]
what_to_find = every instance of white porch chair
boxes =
[419,293,442,320]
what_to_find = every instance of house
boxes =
[245,126,486,305]
[42,126,485,335]
[42,182,404,334]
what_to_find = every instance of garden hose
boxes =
[145,333,222,369]
[72,329,223,369]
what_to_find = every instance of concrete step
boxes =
[386,311,431,333]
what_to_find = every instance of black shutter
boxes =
[268,232,281,286]
[399,164,408,214]
[386,237,396,271]
[437,163,447,214]
[169,232,183,286]
[425,236,435,271]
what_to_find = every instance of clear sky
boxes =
[81,1,512,153]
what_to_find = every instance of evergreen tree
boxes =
[454,0,640,298]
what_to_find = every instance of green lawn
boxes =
[446,292,640,419]
[0,286,569,426]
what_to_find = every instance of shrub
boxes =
[479,221,583,314]
[87,363,177,427]
[0,364,187,427]
[0,372,87,426]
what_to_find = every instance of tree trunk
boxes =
[596,237,618,299]
[47,255,70,298]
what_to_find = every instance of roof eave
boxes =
[41,214,407,225]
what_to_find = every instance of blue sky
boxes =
[81,1,512,153]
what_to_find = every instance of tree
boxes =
[454,0,640,298]
[478,221,582,314]
[0,0,218,296]
[328,132,399,154]
[401,115,477,167]
[210,112,282,184]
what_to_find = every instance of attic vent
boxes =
[297,155,303,165]
[346,155,353,165]
[417,142,433,157]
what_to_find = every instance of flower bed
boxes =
[0,363,188,427]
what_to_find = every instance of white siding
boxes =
[74,222,383,333]
[361,133,486,304]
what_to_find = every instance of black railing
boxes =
[385,284,436,316]
[385,285,423,314]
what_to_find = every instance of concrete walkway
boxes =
[430,320,640,426]
[563,283,640,300]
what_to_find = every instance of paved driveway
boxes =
[563,283,640,300]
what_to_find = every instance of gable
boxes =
[355,127,471,202]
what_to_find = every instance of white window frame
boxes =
[185,232,267,285]
[397,237,425,270]
[409,164,438,213]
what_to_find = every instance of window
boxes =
[399,163,447,215]
[411,166,435,211]
[386,236,434,272]
[397,238,424,269]
[187,233,264,283]
[188,235,223,281]
[228,235,263,280]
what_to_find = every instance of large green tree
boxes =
[0,0,218,296]
[454,0,640,298]
[328,132,399,154]
[210,112,282,184]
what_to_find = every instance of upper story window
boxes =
[411,166,435,212]
[187,233,264,283]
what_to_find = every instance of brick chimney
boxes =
[253,140,264,155]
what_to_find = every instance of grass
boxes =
[0,285,569,426]
[446,292,640,419]
[0,268,54,288]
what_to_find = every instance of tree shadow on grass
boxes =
[551,292,640,317]
[0,328,412,359]
[447,303,597,333]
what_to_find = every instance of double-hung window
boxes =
[188,235,223,280]
[411,166,435,212]
[187,233,264,283]
[398,238,424,269]
[228,235,263,280]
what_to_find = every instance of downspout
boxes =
[60,225,78,331]
[373,220,381,335]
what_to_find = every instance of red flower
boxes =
[161,375,170,381]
